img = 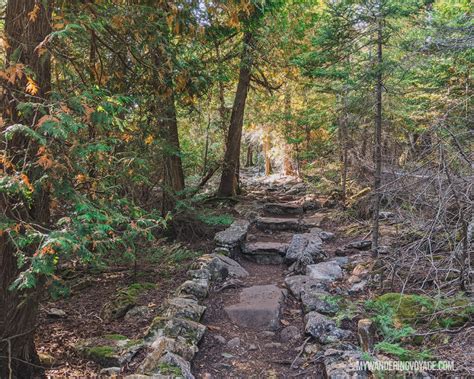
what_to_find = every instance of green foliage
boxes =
[197,213,234,226]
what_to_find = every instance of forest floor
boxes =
[36,168,473,377]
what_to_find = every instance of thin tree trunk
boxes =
[1,1,52,377]
[283,91,294,176]
[245,145,253,167]
[202,108,211,175]
[218,32,254,197]
[341,83,349,204]
[372,13,383,255]
[263,131,272,176]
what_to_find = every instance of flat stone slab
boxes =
[224,285,286,330]
[306,261,343,282]
[242,241,289,264]
[256,217,304,232]
[214,219,250,248]
[263,203,303,215]
[285,275,328,299]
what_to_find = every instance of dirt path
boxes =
[192,172,355,378]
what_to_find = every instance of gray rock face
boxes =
[214,219,250,249]
[304,312,351,344]
[301,291,339,315]
[224,285,286,331]
[124,306,152,321]
[306,261,343,282]
[165,297,206,322]
[156,352,194,379]
[227,337,241,348]
[46,308,67,318]
[308,227,335,241]
[160,317,206,345]
[204,254,249,281]
[263,202,303,215]
[323,347,369,379]
[280,326,301,342]
[256,217,304,232]
[285,233,326,264]
[284,275,328,299]
[176,279,209,300]
[242,241,289,264]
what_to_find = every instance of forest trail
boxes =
[192,170,370,378]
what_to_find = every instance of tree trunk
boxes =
[218,32,254,197]
[372,13,383,255]
[1,1,52,377]
[263,132,272,176]
[245,145,253,167]
[154,13,185,215]
[283,91,294,176]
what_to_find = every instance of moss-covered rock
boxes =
[76,334,143,367]
[100,282,155,321]
[375,293,434,324]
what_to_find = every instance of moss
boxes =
[158,362,182,376]
[85,346,116,359]
[375,293,434,324]
[104,334,128,341]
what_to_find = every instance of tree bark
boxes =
[372,12,383,255]
[245,144,253,167]
[1,1,52,377]
[263,131,272,176]
[217,32,254,197]
[283,91,294,176]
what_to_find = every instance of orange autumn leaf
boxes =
[26,76,39,95]
[37,154,54,169]
[20,173,34,191]
[28,4,40,22]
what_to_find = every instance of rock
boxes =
[187,268,211,280]
[124,306,152,321]
[76,334,142,367]
[306,262,343,282]
[214,219,249,250]
[214,335,226,344]
[100,367,121,376]
[101,283,155,321]
[285,233,325,264]
[280,326,301,342]
[303,343,320,355]
[285,183,306,195]
[323,348,369,379]
[263,202,303,215]
[249,344,257,351]
[358,319,375,352]
[227,337,241,348]
[162,318,206,345]
[304,312,351,344]
[242,241,289,264]
[301,199,321,212]
[224,285,286,331]
[46,308,67,318]
[346,240,372,250]
[221,353,234,359]
[176,279,209,300]
[139,336,197,373]
[213,247,231,256]
[165,297,206,322]
[216,278,244,292]
[301,214,326,228]
[329,256,350,267]
[284,275,328,299]
[348,280,367,295]
[255,217,304,232]
[156,352,194,379]
[301,291,339,315]
[201,254,249,281]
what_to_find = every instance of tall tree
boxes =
[1,1,52,377]
[218,31,254,196]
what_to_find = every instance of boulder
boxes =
[176,279,209,300]
[124,306,153,321]
[323,347,369,379]
[304,312,351,344]
[46,308,67,318]
[224,285,286,331]
[285,233,325,264]
[200,254,249,281]
[76,334,142,367]
[284,275,329,300]
[162,318,206,345]
[301,291,339,315]
[345,240,372,250]
[156,352,194,379]
[214,219,249,250]
[165,297,206,322]
[306,262,343,282]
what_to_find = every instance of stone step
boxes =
[242,241,289,264]
[255,217,306,233]
[263,202,303,216]
[224,284,286,331]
